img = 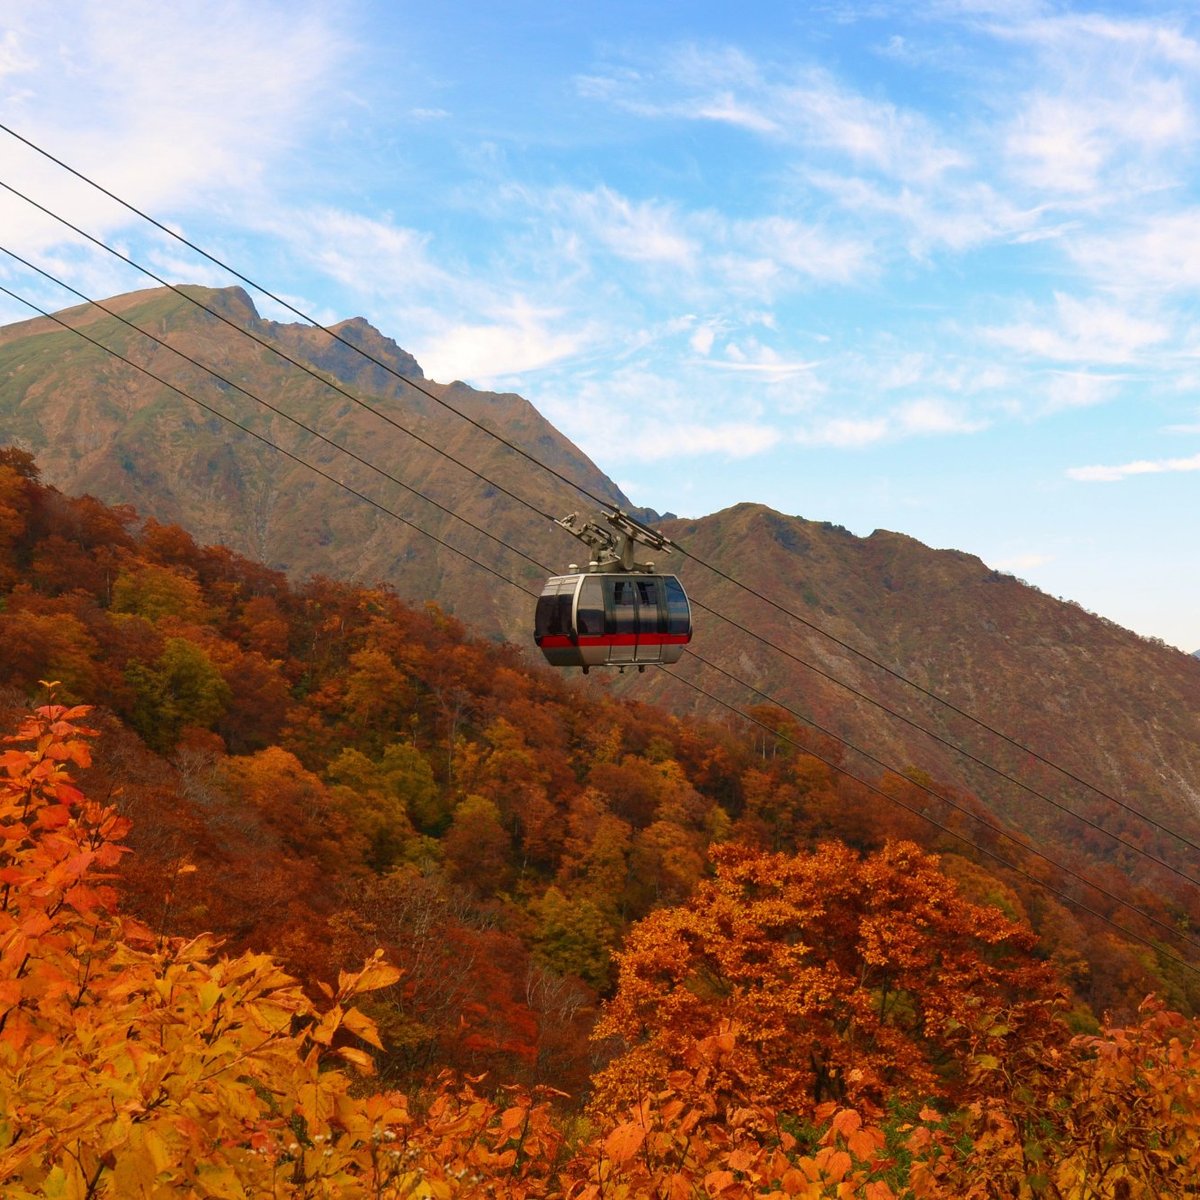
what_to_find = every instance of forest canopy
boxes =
[2,452,1199,1194]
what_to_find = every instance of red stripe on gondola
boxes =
[537,634,691,648]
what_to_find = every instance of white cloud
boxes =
[894,398,986,436]
[0,3,350,253]
[0,29,33,78]
[1070,211,1200,292]
[655,422,782,460]
[1004,96,1108,195]
[987,294,1170,365]
[558,187,697,267]
[584,47,965,187]
[802,168,1034,255]
[795,416,890,448]
[690,324,716,355]
[692,90,781,135]
[266,208,446,296]
[727,215,871,285]
[791,394,986,448]
[993,11,1200,68]
[1040,370,1122,413]
[705,356,823,381]
[416,299,590,384]
[1067,452,1200,483]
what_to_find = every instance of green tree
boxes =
[110,562,211,624]
[125,637,232,751]
[531,886,614,990]
[442,794,512,896]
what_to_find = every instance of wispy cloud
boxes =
[990,11,1200,68]
[265,208,447,296]
[0,3,350,251]
[792,395,985,448]
[580,45,965,186]
[894,398,987,436]
[562,188,698,266]
[1039,369,1123,413]
[417,299,592,385]
[987,294,1170,365]
[795,416,890,448]
[1067,452,1200,482]
[1069,211,1200,292]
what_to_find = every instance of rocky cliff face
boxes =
[3,284,1199,888]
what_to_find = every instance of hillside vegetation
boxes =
[2,453,1199,1194]
[3,285,1200,931]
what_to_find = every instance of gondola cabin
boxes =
[535,572,692,670]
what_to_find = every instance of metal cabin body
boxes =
[533,507,693,672]
[535,572,692,669]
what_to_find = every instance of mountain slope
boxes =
[0,284,624,638]
[3,284,1199,889]
[658,503,1200,862]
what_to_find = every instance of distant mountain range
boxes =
[3,284,1199,893]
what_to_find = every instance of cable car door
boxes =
[607,576,639,664]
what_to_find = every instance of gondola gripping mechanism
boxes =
[556,506,674,574]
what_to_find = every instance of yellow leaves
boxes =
[604,1120,647,1166]
[336,948,402,1000]
[0,706,460,1200]
[335,1044,375,1073]
[197,979,221,1014]
[193,1164,248,1199]
[340,1003,385,1050]
[309,1002,344,1046]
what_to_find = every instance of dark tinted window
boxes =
[636,578,664,632]
[664,576,691,635]
[608,577,639,635]
[577,576,604,636]
[534,579,574,639]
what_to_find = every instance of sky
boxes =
[1,1,1199,651]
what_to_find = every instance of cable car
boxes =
[535,571,692,670]
[534,508,693,672]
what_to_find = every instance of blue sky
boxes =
[2,1,1199,650]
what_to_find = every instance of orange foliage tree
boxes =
[591,839,1062,1118]
[0,698,571,1198]
[905,994,1200,1198]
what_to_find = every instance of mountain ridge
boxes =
[2,284,1199,879]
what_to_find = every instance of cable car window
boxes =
[535,579,571,639]
[577,576,604,636]
[636,578,663,632]
[534,593,556,640]
[608,577,639,636]
[664,576,690,635]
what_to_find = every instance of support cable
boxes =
[0,119,1187,862]
[3,167,1200,876]
[1,267,1196,981]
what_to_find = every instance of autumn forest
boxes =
[1,444,1198,1197]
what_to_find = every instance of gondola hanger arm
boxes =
[555,505,673,573]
